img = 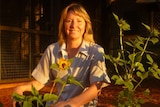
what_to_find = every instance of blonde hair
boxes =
[58,3,95,45]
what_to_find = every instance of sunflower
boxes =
[58,58,71,71]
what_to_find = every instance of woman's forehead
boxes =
[66,11,83,18]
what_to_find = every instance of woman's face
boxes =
[64,11,86,41]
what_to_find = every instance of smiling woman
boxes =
[64,11,86,41]
[12,3,110,107]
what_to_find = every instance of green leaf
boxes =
[31,85,39,96]
[12,92,26,102]
[152,72,160,79]
[136,36,145,43]
[149,65,160,80]
[115,78,124,85]
[119,19,130,31]
[125,41,133,47]
[114,52,126,66]
[23,101,32,107]
[138,98,145,104]
[67,75,84,88]
[43,93,58,102]
[124,81,134,90]
[68,58,74,64]
[142,23,151,31]
[112,13,130,31]
[146,54,153,64]
[135,42,144,51]
[103,54,111,60]
[111,75,120,80]
[136,71,148,80]
[152,63,159,69]
[128,53,135,64]
[50,63,59,70]
[135,62,145,72]
[112,75,124,85]
[134,52,142,62]
[112,12,119,22]
[152,29,160,37]
[150,37,159,44]
[143,88,150,96]
[54,78,66,85]
[29,96,43,106]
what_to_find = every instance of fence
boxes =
[0,25,54,83]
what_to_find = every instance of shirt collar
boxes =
[58,43,67,58]
[58,41,90,58]
[78,41,89,57]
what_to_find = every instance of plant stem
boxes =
[114,63,123,80]
[134,36,149,90]
[55,82,66,103]
[50,70,60,94]
[50,82,56,94]
[120,29,124,55]
[133,79,144,91]
[119,28,129,76]
[141,37,150,56]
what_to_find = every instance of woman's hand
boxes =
[12,101,22,107]
[12,100,16,107]
[12,80,44,107]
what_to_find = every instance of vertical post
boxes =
[150,10,154,29]
[0,0,1,80]
[0,30,1,80]
[28,0,36,78]
[52,0,61,42]
[28,0,32,78]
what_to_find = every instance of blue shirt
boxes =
[32,41,110,106]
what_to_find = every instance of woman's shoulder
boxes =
[84,41,104,54]
[84,41,102,48]
[89,42,104,50]
[43,42,60,54]
[46,42,60,50]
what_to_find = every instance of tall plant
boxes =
[103,13,160,107]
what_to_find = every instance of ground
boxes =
[0,78,160,107]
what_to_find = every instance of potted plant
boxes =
[102,13,160,107]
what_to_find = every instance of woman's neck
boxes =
[66,37,83,48]
[66,39,82,58]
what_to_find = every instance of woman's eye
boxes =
[66,19,72,23]
[77,20,82,23]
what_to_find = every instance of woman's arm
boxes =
[12,80,45,107]
[53,82,109,107]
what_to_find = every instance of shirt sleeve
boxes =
[32,47,52,85]
[89,44,111,86]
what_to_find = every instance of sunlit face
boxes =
[64,11,86,41]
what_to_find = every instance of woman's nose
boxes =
[70,21,76,28]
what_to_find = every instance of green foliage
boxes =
[13,85,45,107]
[103,13,160,107]
[67,75,84,89]
[12,58,83,107]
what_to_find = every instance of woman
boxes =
[13,3,110,107]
